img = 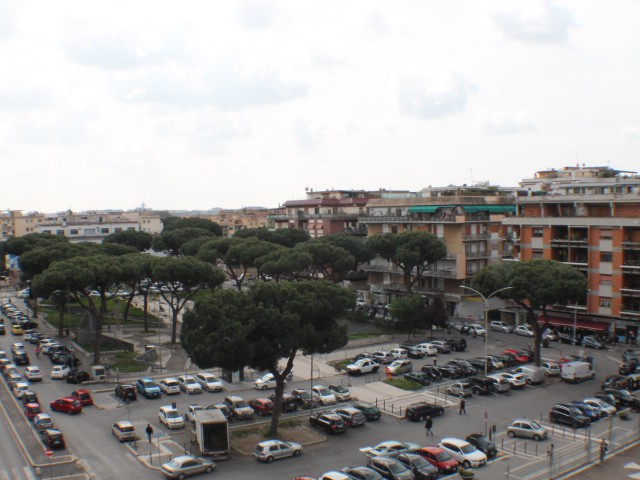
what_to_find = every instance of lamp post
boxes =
[461,285,513,375]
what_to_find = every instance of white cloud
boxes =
[397,72,477,119]
[494,0,574,44]
[622,126,640,140]
[235,0,278,30]
[0,1,17,39]
[292,117,323,148]
[363,10,389,38]
[476,110,536,135]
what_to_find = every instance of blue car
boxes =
[136,377,162,399]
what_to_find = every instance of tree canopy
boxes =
[103,230,153,252]
[234,227,310,247]
[163,217,223,236]
[318,234,374,271]
[182,280,353,435]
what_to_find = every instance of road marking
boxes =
[23,467,36,480]
[0,471,9,480]
[626,461,640,479]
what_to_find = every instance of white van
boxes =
[511,366,546,385]
[561,361,595,383]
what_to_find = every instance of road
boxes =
[0,289,636,480]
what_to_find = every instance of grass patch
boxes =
[348,332,384,340]
[108,351,148,373]
[383,378,423,390]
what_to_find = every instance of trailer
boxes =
[192,409,229,459]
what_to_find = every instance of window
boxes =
[532,250,544,259]
[600,275,612,286]
[600,252,613,262]
[600,229,612,239]
[599,298,612,308]
[56,230,64,235]
[101,228,109,234]
[70,229,79,235]
[83,228,95,235]
[532,228,543,238]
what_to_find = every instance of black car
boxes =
[309,412,346,434]
[568,402,601,422]
[601,375,630,390]
[469,357,491,373]
[594,392,620,409]
[467,376,495,395]
[66,370,90,384]
[444,338,467,352]
[12,352,29,366]
[602,389,640,409]
[497,354,518,368]
[420,366,443,382]
[269,393,298,413]
[396,453,439,480]
[41,429,65,449]
[549,404,591,428]
[19,319,38,330]
[558,333,577,345]
[403,347,426,359]
[351,401,382,421]
[465,433,498,459]
[404,402,445,422]
[22,390,39,405]
[450,359,477,376]
[435,364,465,379]
[404,372,431,386]
[341,466,385,480]
[115,384,137,401]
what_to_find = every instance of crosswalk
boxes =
[0,467,36,480]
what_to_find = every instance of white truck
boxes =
[561,361,595,383]
[192,409,229,459]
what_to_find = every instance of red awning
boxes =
[540,316,609,332]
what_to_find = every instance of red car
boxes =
[50,397,83,415]
[248,398,274,416]
[71,389,93,406]
[417,446,458,475]
[502,349,529,364]
[25,402,41,421]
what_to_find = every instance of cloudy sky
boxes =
[2,1,639,213]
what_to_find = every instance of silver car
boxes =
[161,455,215,478]
[507,419,547,441]
[331,407,367,427]
[447,382,473,397]
[253,439,302,463]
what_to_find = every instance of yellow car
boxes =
[11,324,24,335]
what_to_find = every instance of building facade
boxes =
[502,165,640,341]
[192,208,272,237]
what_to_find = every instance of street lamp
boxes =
[460,285,513,375]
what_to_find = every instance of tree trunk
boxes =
[33,296,39,318]
[171,310,179,344]
[143,292,149,331]
[92,312,103,365]
[269,377,286,437]
[123,293,134,322]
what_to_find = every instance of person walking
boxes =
[459,396,466,415]
[599,439,608,464]
[35,347,40,359]
[433,357,437,367]
[425,416,433,436]
[145,424,153,443]
[547,443,554,461]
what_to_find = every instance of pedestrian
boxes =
[547,443,554,461]
[146,424,153,443]
[425,416,433,436]
[35,347,40,359]
[433,357,437,367]
[459,396,466,415]
[599,439,608,464]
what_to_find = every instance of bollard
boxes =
[573,429,576,441]
[501,437,504,449]
[149,452,152,464]
[513,442,516,454]
[524,442,527,454]
[562,426,565,438]
[535,443,538,456]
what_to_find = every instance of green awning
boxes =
[408,205,454,213]
[462,205,515,213]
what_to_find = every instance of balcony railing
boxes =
[461,233,491,241]
[359,215,460,224]
[465,251,490,259]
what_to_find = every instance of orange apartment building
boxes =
[502,165,640,341]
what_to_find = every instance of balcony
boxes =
[465,251,490,259]
[359,215,460,224]
[622,288,640,298]
[461,233,491,241]
[422,269,459,279]
[623,241,640,251]
[343,227,367,236]
[363,264,403,274]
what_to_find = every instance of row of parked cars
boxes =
[1,301,38,336]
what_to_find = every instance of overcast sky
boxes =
[2,1,639,213]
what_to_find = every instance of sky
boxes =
[1,0,639,213]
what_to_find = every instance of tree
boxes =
[255,247,312,282]
[295,241,355,281]
[234,227,310,247]
[318,234,375,272]
[425,295,448,337]
[368,232,447,293]
[32,255,124,364]
[389,295,427,339]
[4,233,69,256]
[472,260,587,366]
[154,228,217,255]
[163,217,223,236]
[152,256,226,344]
[103,230,153,252]
[182,280,353,436]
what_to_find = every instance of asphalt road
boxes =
[0,291,636,480]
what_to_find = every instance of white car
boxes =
[414,343,438,356]
[51,365,70,380]
[489,373,526,389]
[390,348,408,359]
[25,366,42,381]
[185,404,205,423]
[13,382,30,398]
[159,405,185,429]
[177,375,202,394]
[515,325,535,337]
[468,324,486,337]
[541,362,561,377]
[254,373,279,390]
[196,372,223,392]
[112,420,136,442]
[582,397,617,417]
[438,437,487,469]
[158,378,181,395]
[346,359,380,375]
[359,440,422,458]
[312,385,337,405]
[430,341,451,353]
[490,321,513,333]
[328,384,351,402]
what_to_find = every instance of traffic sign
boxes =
[45,449,53,457]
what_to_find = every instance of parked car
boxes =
[601,375,630,390]
[309,412,347,434]
[158,378,181,395]
[569,401,601,422]
[346,359,380,376]
[33,413,54,430]
[51,365,70,380]
[558,333,578,345]
[420,366,443,382]
[430,341,451,353]
[160,455,215,479]
[66,370,90,384]
[115,384,137,402]
[224,395,255,420]
[444,338,467,352]
[582,397,617,417]
[136,377,162,399]
[515,325,535,337]
[185,404,205,423]
[412,343,438,357]
[71,389,93,406]
[12,382,30,399]
[488,376,511,393]
[490,372,526,389]
[312,385,338,405]
[22,390,39,405]
[248,398,274,416]
[465,434,498,459]
[159,405,185,429]
[254,372,280,390]
[329,384,351,401]
[468,324,486,337]
[340,466,384,480]
[372,351,396,365]
[404,402,445,422]
[438,437,487,469]
[404,372,431,386]
[390,348,409,359]
[360,440,421,458]
[112,420,137,442]
[41,429,65,449]
[549,404,591,428]
[332,407,367,427]
[24,366,42,382]
[602,388,640,410]
[467,376,495,395]
[417,446,458,475]
[436,363,465,379]
[351,401,382,421]
[269,392,299,413]
[582,336,606,350]
[396,453,439,480]
[291,389,319,409]
[253,439,302,463]
[177,375,202,395]
[386,360,413,376]
[50,397,83,415]
[490,321,513,333]
[446,382,473,397]
[502,349,529,364]
[367,457,413,480]
[507,419,547,440]
[195,372,223,392]
[541,362,562,377]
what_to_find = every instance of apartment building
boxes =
[270,189,407,238]
[359,184,523,318]
[502,165,640,341]
[192,208,273,237]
